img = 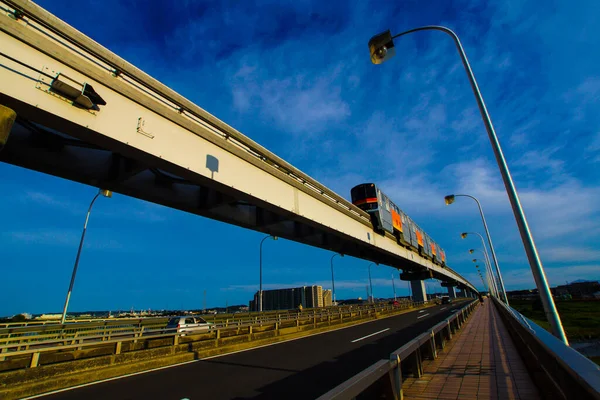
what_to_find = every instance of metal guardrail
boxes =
[492,297,600,400]
[0,302,423,352]
[0,300,432,369]
[316,300,478,400]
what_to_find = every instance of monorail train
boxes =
[350,183,446,267]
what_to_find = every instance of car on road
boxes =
[166,316,214,335]
[441,296,452,305]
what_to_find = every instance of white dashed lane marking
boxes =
[351,328,390,343]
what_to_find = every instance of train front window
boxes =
[351,184,378,211]
[351,186,365,203]
[365,184,376,199]
[351,184,376,201]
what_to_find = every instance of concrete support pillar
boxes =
[411,280,427,303]
[447,286,457,299]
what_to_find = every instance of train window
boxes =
[351,185,365,202]
[365,184,376,199]
[353,185,377,200]
[385,198,390,211]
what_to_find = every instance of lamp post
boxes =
[470,248,499,298]
[463,232,503,302]
[368,262,377,303]
[474,259,496,298]
[61,189,112,324]
[477,268,488,293]
[445,194,508,304]
[259,234,278,312]
[368,26,568,344]
[330,253,343,305]
[391,273,397,301]
[473,259,490,296]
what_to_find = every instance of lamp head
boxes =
[444,195,455,205]
[100,189,112,198]
[368,30,396,64]
[468,249,474,254]
[461,232,468,239]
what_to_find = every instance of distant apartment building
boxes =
[323,289,332,307]
[250,285,325,311]
[308,285,323,308]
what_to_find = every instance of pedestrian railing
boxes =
[316,300,478,400]
[492,297,600,400]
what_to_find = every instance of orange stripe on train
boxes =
[352,197,378,206]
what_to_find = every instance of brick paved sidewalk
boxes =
[402,300,540,399]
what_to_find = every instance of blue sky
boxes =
[2,0,599,316]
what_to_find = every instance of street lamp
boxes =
[462,232,503,301]
[446,194,507,304]
[473,259,495,298]
[259,234,278,312]
[368,262,378,303]
[470,249,499,298]
[330,253,343,305]
[369,25,568,344]
[477,269,488,293]
[61,189,112,324]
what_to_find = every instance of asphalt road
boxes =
[40,300,471,400]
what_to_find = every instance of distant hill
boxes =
[570,279,598,283]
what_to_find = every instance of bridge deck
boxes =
[402,300,540,399]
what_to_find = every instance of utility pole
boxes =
[203,290,206,313]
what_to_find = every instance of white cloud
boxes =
[19,190,168,223]
[540,247,600,263]
[585,132,600,161]
[96,205,168,223]
[513,147,565,176]
[6,230,77,246]
[519,180,600,240]
[502,264,600,289]
[22,191,76,211]
[229,59,351,136]
[438,158,600,239]
[3,229,127,251]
